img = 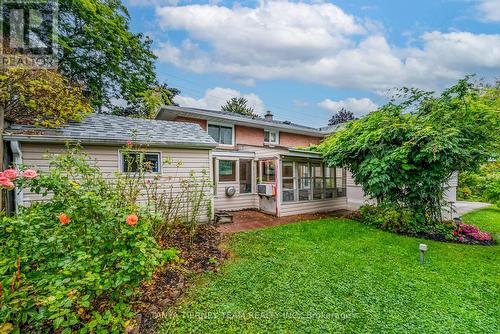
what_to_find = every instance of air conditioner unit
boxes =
[257,184,275,196]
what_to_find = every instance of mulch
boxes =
[130,224,228,333]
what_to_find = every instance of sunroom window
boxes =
[282,162,295,202]
[298,162,311,201]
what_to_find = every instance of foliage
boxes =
[321,78,500,224]
[111,83,180,119]
[357,204,494,244]
[159,216,500,333]
[0,149,179,333]
[327,107,356,126]
[0,68,92,127]
[221,97,256,116]
[1,0,177,113]
[458,161,500,205]
[115,143,212,243]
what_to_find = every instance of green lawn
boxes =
[158,207,500,333]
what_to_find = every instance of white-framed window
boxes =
[264,129,279,145]
[208,123,234,145]
[280,161,346,203]
[120,151,161,173]
[218,160,237,182]
[239,159,252,193]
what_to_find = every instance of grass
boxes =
[158,207,500,333]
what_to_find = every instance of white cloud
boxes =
[173,87,265,115]
[318,97,378,117]
[477,0,500,22]
[155,1,500,92]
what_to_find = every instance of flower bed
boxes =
[355,204,496,246]
[0,146,216,333]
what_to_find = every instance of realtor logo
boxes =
[0,0,58,68]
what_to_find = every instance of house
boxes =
[156,106,349,217]
[3,113,217,217]
[4,108,458,218]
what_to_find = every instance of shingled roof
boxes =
[4,113,217,148]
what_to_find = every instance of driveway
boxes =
[455,201,492,216]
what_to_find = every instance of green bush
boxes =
[357,204,495,244]
[458,161,500,205]
[0,149,178,333]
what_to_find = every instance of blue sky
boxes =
[124,0,500,127]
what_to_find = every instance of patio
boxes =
[217,209,352,233]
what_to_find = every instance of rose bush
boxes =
[0,149,178,333]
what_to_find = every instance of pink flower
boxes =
[0,179,14,190]
[458,236,464,242]
[126,140,133,148]
[3,169,18,180]
[22,169,37,179]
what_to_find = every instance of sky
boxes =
[124,0,500,128]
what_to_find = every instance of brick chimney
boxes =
[264,110,273,121]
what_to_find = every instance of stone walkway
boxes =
[454,201,492,216]
[217,209,351,233]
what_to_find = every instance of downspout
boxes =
[10,141,23,214]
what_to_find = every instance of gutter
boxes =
[10,141,22,213]
[3,135,218,150]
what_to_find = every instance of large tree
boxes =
[221,97,256,116]
[0,68,91,127]
[328,108,355,126]
[320,78,499,223]
[1,0,176,115]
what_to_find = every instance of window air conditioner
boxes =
[257,184,275,196]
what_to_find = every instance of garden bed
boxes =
[351,205,496,246]
[131,224,227,333]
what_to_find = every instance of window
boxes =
[208,124,233,145]
[312,163,324,200]
[121,152,160,173]
[325,167,336,199]
[239,160,252,193]
[336,167,346,197]
[261,160,275,182]
[282,161,295,202]
[218,160,236,181]
[298,162,311,201]
[264,130,278,145]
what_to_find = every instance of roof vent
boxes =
[264,110,273,121]
[283,121,291,125]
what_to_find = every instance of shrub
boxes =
[458,161,500,205]
[357,204,495,245]
[0,149,178,333]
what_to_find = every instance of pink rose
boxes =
[0,179,14,190]
[22,169,37,179]
[3,168,18,180]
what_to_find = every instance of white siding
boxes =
[19,143,213,221]
[279,197,347,216]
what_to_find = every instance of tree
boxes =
[328,108,355,126]
[111,82,180,118]
[0,68,92,127]
[2,0,177,114]
[221,97,255,116]
[320,78,499,223]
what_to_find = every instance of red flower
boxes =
[453,230,458,236]
[58,213,71,225]
[22,169,38,179]
[126,214,138,226]
[3,168,18,180]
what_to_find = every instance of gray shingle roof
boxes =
[4,113,217,148]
